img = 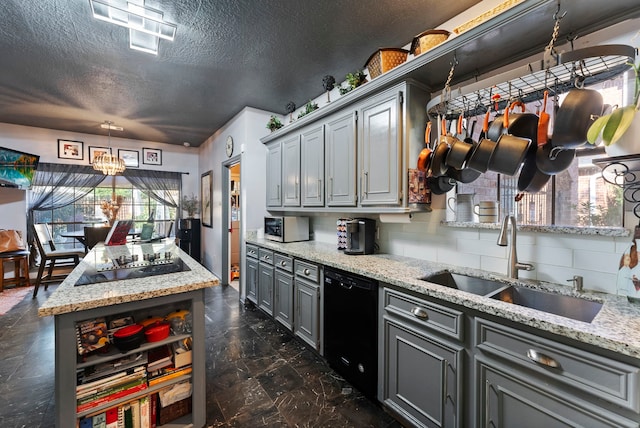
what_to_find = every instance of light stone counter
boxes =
[38,240,219,317]
[247,237,640,360]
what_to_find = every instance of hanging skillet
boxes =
[417,121,433,172]
[517,90,551,192]
[536,90,576,175]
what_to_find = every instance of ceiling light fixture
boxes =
[93,121,126,175]
[89,0,177,55]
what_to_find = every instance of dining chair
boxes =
[32,223,85,298]
[83,226,111,250]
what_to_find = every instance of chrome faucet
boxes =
[497,215,534,279]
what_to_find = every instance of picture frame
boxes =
[58,139,84,160]
[142,148,162,165]
[88,146,112,163]
[118,149,139,168]
[201,170,213,228]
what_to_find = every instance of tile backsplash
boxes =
[311,210,624,294]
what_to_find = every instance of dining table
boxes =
[60,228,141,252]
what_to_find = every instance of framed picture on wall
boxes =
[201,170,213,228]
[142,148,162,165]
[88,146,111,163]
[58,139,84,160]
[118,149,139,168]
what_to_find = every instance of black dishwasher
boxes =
[324,267,378,398]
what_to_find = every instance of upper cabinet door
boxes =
[266,142,282,207]
[325,112,357,207]
[282,135,301,207]
[360,91,401,206]
[301,126,325,207]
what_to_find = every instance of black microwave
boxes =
[264,216,310,242]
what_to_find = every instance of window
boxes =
[456,71,630,228]
[33,176,177,250]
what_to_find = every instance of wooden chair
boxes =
[0,250,31,292]
[32,224,84,298]
[83,226,111,250]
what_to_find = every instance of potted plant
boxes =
[587,59,640,156]
[297,100,319,119]
[181,193,200,218]
[266,115,284,132]
[338,71,368,95]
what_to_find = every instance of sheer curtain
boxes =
[122,169,181,209]
[27,163,107,244]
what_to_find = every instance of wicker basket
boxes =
[410,30,450,56]
[365,48,409,79]
[453,0,524,35]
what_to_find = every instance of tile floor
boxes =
[0,283,402,427]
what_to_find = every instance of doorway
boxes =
[228,163,240,291]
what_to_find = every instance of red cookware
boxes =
[144,321,171,342]
[113,324,144,352]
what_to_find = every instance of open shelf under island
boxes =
[38,239,219,428]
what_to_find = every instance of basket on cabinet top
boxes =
[365,48,409,79]
[409,29,450,56]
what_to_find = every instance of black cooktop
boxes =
[74,243,191,286]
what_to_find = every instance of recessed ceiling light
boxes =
[89,0,177,55]
[183,142,191,147]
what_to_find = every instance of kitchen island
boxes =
[39,240,219,428]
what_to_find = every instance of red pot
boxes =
[145,322,170,342]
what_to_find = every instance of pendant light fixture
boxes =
[93,121,126,175]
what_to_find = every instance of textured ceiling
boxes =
[0,0,479,146]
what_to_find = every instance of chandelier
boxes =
[93,121,126,175]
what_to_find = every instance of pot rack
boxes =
[426,44,636,119]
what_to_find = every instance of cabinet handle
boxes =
[264,255,270,261]
[410,307,429,320]
[329,177,333,202]
[318,179,322,198]
[364,171,369,196]
[526,349,560,368]
[303,268,310,276]
[280,260,287,267]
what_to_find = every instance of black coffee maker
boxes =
[344,218,376,255]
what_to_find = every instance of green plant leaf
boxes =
[601,107,626,145]
[609,106,637,146]
[586,114,611,144]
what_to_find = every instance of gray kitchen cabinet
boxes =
[258,248,274,315]
[301,125,325,207]
[359,89,401,206]
[477,357,638,428]
[274,253,294,330]
[381,287,464,428]
[282,134,301,207]
[294,259,321,351]
[245,244,259,304]
[266,141,282,207]
[475,317,640,428]
[325,111,357,207]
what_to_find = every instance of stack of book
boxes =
[79,393,158,428]
[76,366,148,413]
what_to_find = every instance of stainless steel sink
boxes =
[420,271,508,296]
[420,270,603,323]
[490,285,603,323]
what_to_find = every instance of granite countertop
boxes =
[38,240,219,317]
[247,238,640,360]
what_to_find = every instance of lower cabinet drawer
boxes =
[294,260,319,283]
[274,253,293,273]
[382,287,464,341]
[475,317,640,413]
